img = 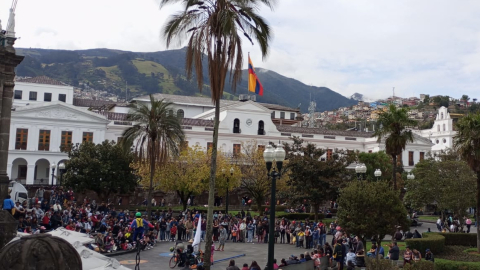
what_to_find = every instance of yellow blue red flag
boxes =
[248,55,264,96]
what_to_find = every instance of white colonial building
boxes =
[413,106,456,152]
[7,76,435,185]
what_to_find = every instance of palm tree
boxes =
[160,1,275,267]
[122,95,184,220]
[453,112,480,251]
[373,104,416,190]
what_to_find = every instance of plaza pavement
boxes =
[115,221,456,270]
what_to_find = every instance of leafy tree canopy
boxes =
[337,181,409,247]
[404,158,476,220]
[62,141,138,201]
[358,151,393,182]
[284,136,356,221]
[237,140,287,212]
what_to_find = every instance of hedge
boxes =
[250,205,288,212]
[405,233,445,254]
[435,259,480,270]
[436,233,477,247]
[276,213,325,221]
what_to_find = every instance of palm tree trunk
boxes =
[476,171,480,252]
[204,99,220,270]
[392,154,397,190]
[147,142,156,220]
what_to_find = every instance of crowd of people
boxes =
[2,186,159,253]
[3,187,442,269]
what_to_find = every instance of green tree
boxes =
[285,137,355,221]
[122,95,184,219]
[462,95,470,102]
[373,104,417,190]
[404,158,476,224]
[337,181,409,257]
[238,141,282,213]
[160,1,274,266]
[453,112,480,251]
[357,151,393,182]
[62,141,138,201]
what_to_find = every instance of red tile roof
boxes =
[17,76,67,86]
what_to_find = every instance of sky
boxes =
[2,0,480,100]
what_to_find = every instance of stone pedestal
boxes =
[0,233,82,270]
[0,210,17,249]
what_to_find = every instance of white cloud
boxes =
[2,0,480,100]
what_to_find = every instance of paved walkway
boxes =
[115,221,448,270]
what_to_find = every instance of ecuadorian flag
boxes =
[248,56,264,96]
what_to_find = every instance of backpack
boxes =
[320,225,326,234]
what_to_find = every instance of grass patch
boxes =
[419,216,439,221]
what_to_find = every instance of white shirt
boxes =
[436,219,442,225]
[53,204,62,212]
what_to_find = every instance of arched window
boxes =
[168,109,174,116]
[258,120,265,135]
[443,124,446,131]
[233,118,240,133]
[437,125,440,132]
[441,112,444,119]
[443,138,447,144]
[177,109,184,119]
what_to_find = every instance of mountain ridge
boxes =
[15,48,356,112]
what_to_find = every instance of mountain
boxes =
[15,48,356,112]
[350,92,364,101]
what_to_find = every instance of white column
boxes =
[26,164,35,185]
[6,164,12,180]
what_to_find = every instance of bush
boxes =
[436,259,480,270]
[276,213,325,221]
[250,205,288,212]
[406,233,445,254]
[404,260,435,270]
[365,257,397,270]
[436,233,477,247]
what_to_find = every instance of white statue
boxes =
[6,8,15,36]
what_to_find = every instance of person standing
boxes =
[466,217,472,233]
[247,221,254,243]
[217,225,227,251]
[436,217,443,232]
[239,219,246,243]
[2,195,15,215]
[35,187,45,203]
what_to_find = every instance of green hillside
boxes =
[15,48,356,112]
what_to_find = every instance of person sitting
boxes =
[345,248,356,265]
[299,254,306,262]
[394,229,403,241]
[304,251,312,261]
[414,230,422,239]
[286,255,300,265]
[387,242,400,262]
[279,259,288,267]
[412,249,422,262]
[355,250,366,267]
[425,249,434,262]
[405,230,414,239]
[375,244,385,258]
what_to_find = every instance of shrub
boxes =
[435,259,480,270]
[404,260,435,270]
[435,233,477,247]
[365,257,398,270]
[405,233,445,254]
[276,213,325,221]
[250,205,288,212]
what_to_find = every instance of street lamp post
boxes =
[50,163,56,186]
[222,167,234,214]
[374,169,382,181]
[355,163,367,180]
[263,144,286,270]
[58,162,65,186]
